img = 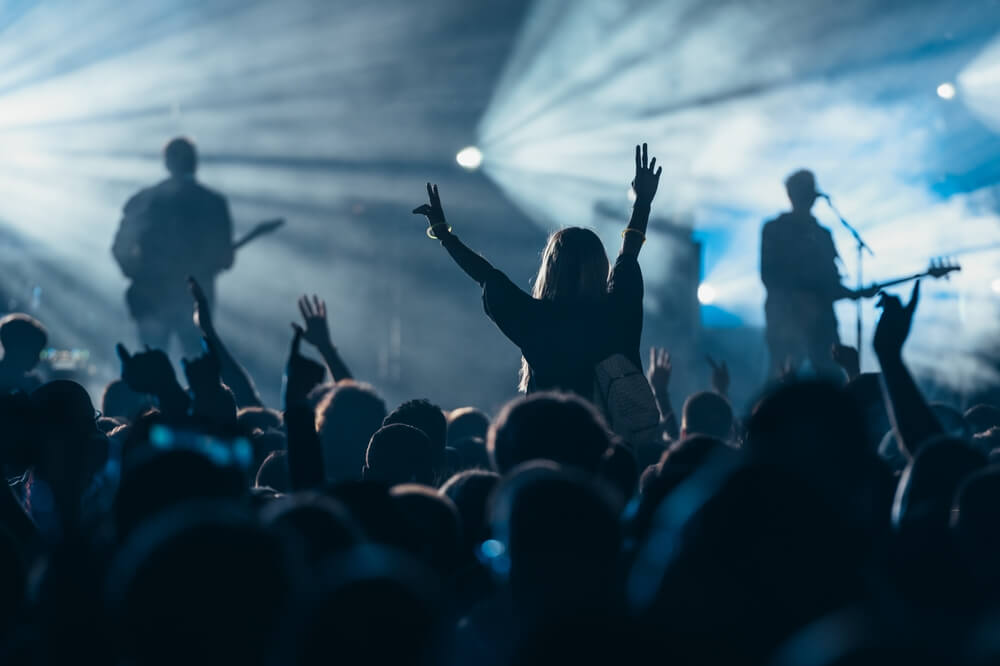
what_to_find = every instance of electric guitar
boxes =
[855,258,961,298]
[123,218,286,318]
[233,218,285,251]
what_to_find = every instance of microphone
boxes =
[817,191,831,201]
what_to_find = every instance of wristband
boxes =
[427,224,452,240]
[622,228,646,244]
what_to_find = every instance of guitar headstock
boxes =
[257,218,286,234]
[927,257,961,279]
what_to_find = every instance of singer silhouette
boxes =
[760,170,859,377]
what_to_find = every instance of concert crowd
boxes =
[0,140,998,666]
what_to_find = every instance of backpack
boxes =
[593,353,661,448]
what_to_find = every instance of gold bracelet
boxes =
[622,228,646,243]
[427,224,453,240]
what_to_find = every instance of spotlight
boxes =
[936,82,956,100]
[627,185,637,203]
[992,278,1000,295]
[697,283,716,305]
[456,146,483,170]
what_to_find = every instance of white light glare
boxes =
[937,82,956,99]
[697,283,717,305]
[456,146,483,170]
[991,278,1000,295]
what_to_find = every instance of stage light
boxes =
[697,283,717,305]
[937,82,956,99]
[992,278,1000,295]
[456,146,483,170]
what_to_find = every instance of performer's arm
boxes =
[218,198,235,271]
[760,223,792,292]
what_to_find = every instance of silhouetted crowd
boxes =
[0,143,999,666]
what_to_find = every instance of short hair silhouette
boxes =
[633,435,737,541]
[784,169,818,210]
[102,379,153,424]
[383,399,447,467]
[248,428,286,476]
[106,502,291,666]
[237,406,283,435]
[316,380,387,483]
[260,493,361,564]
[364,424,435,486]
[294,545,443,666]
[390,484,462,575]
[164,136,197,176]
[440,468,500,554]
[115,449,244,538]
[255,449,290,493]
[681,391,733,440]
[489,463,622,619]
[451,435,491,470]
[0,313,46,371]
[447,406,491,445]
[489,391,613,474]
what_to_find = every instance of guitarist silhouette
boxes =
[112,137,283,355]
[761,169,960,378]
[761,170,872,377]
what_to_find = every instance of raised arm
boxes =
[873,281,942,458]
[622,143,662,258]
[190,277,263,407]
[283,327,326,490]
[413,182,494,285]
[294,294,353,382]
[116,344,191,420]
[648,347,679,440]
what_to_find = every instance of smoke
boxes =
[478,0,1000,392]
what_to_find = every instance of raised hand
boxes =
[182,338,222,395]
[873,281,920,360]
[412,183,450,236]
[632,143,662,204]
[189,277,215,339]
[116,343,179,396]
[284,326,326,410]
[295,294,333,351]
[647,347,672,395]
[831,343,860,380]
[706,355,730,396]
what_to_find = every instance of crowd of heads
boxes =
[0,148,998,664]
[0,295,995,666]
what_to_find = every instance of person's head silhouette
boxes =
[784,169,819,213]
[0,313,47,374]
[520,227,611,390]
[164,137,197,178]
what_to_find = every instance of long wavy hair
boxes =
[518,227,611,392]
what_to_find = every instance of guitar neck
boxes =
[872,272,928,291]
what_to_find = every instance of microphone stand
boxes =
[823,195,874,368]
